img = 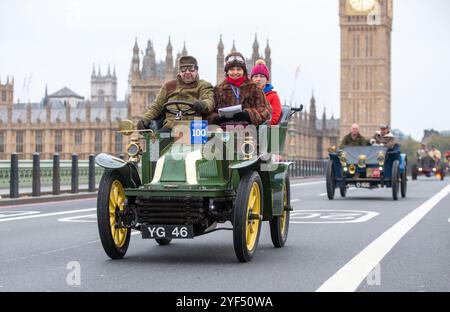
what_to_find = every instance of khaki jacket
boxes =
[340,133,368,148]
[143,76,214,129]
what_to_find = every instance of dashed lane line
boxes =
[316,183,450,292]
[0,231,140,264]
[291,181,324,187]
[0,208,96,223]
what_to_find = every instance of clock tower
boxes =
[339,0,393,138]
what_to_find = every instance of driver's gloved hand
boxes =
[370,138,376,145]
[192,100,206,114]
[137,118,150,130]
[233,111,251,123]
[214,116,232,125]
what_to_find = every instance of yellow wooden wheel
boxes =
[98,170,131,259]
[109,180,128,248]
[246,182,261,251]
[233,171,263,262]
[280,185,288,234]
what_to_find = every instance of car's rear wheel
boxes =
[340,183,347,198]
[97,170,131,259]
[412,165,418,180]
[233,171,263,263]
[401,168,407,198]
[326,161,336,200]
[270,175,290,248]
[392,160,400,201]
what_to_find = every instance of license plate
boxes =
[366,168,380,178]
[141,225,194,239]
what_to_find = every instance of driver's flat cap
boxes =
[379,124,389,129]
[179,56,198,67]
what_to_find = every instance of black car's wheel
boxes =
[392,160,400,201]
[340,183,347,198]
[155,238,172,245]
[270,175,290,248]
[326,161,336,200]
[233,171,263,262]
[412,165,418,180]
[97,170,131,259]
[401,168,407,198]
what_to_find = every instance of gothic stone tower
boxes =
[339,0,393,138]
[91,64,117,103]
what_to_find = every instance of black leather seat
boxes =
[277,106,291,125]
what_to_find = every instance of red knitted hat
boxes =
[250,59,270,80]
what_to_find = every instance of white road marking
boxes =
[319,187,355,197]
[291,181,324,187]
[316,183,450,292]
[290,210,379,224]
[0,197,94,209]
[291,199,299,203]
[0,211,40,218]
[0,208,96,223]
[1,230,140,264]
[58,214,97,223]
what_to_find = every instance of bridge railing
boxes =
[287,159,327,178]
[1,153,123,199]
[1,153,326,199]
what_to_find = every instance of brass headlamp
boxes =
[358,154,367,169]
[338,151,347,167]
[126,137,142,162]
[241,135,255,160]
[348,164,356,175]
[377,151,385,166]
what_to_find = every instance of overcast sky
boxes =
[1,0,449,140]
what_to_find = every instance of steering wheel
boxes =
[163,100,196,119]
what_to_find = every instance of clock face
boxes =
[349,0,376,12]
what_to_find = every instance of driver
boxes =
[417,144,428,159]
[339,123,368,148]
[137,55,214,130]
[369,124,396,148]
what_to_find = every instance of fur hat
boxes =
[224,52,247,74]
[250,59,270,80]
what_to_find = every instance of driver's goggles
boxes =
[180,65,196,73]
[226,55,245,64]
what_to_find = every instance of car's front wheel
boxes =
[97,170,131,259]
[326,161,336,200]
[233,171,263,263]
[412,165,418,180]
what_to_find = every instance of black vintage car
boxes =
[411,155,445,181]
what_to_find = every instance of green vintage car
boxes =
[95,101,302,262]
